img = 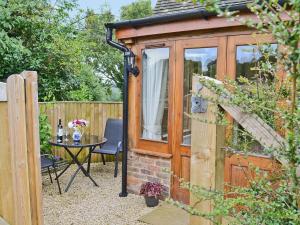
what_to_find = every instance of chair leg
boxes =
[53,165,62,195]
[47,167,53,183]
[101,154,106,165]
[114,152,119,178]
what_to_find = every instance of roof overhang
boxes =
[105,3,250,29]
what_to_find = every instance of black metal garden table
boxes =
[49,135,107,192]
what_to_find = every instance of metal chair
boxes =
[41,154,62,194]
[88,119,122,177]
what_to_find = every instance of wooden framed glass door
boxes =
[134,41,175,156]
[172,37,227,203]
[224,34,279,188]
[170,34,279,203]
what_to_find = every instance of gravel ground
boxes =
[43,162,154,225]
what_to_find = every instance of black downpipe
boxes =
[106,27,130,197]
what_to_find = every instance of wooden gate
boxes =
[0,72,43,225]
[190,77,284,225]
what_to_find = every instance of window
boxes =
[234,43,278,153]
[182,48,218,145]
[236,44,277,81]
[141,48,169,142]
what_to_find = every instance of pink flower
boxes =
[68,119,89,128]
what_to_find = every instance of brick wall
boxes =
[127,151,171,197]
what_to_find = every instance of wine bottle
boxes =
[57,119,63,143]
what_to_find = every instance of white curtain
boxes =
[142,51,168,140]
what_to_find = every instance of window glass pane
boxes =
[234,44,277,153]
[182,48,218,145]
[141,48,169,141]
[236,44,277,81]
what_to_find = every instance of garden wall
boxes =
[127,151,171,197]
[39,102,123,162]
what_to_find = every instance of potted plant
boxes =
[140,182,164,207]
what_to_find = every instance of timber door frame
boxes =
[172,37,227,203]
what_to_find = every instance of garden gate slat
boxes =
[0,72,43,225]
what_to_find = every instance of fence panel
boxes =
[39,102,123,162]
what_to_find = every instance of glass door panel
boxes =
[141,48,169,142]
[236,44,277,81]
[135,41,174,155]
[182,48,218,146]
[233,43,278,153]
[227,34,276,155]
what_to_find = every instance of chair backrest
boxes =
[104,119,123,145]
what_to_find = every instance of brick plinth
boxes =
[127,150,171,197]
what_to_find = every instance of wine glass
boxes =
[64,129,69,141]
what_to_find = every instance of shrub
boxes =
[39,113,52,155]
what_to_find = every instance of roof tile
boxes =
[153,0,252,15]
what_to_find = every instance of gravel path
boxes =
[43,162,154,225]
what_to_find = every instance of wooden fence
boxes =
[0,72,43,225]
[39,102,123,162]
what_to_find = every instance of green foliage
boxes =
[39,112,52,155]
[82,8,124,93]
[174,0,300,224]
[1,0,79,100]
[120,0,152,20]
[0,0,113,101]
[0,0,152,102]
[82,1,152,94]
[68,65,107,101]
[171,171,299,224]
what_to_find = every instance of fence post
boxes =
[0,73,43,225]
[190,77,225,225]
[21,71,44,225]
[7,75,32,225]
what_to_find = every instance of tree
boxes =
[82,8,124,93]
[172,0,300,224]
[120,0,152,20]
[0,0,108,101]
[0,0,153,101]
[82,1,152,94]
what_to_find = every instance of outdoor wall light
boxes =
[125,51,140,77]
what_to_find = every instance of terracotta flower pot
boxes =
[144,196,159,207]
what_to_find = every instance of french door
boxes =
[171,34,276,203]
[172,37,227,203]
[224,34,279,191]
[135,34,277,204]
